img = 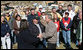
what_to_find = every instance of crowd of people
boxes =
[1,3,82,49]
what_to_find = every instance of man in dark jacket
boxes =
[37,14,57,49]
[28,17,45,48]
[71,11,80,45]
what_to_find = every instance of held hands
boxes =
[37,34,43,38]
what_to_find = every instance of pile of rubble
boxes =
[1,1,82,14]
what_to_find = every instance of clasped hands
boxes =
[65,27,68,30]
[37,33,43,38]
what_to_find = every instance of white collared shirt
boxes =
[35,24,42,34]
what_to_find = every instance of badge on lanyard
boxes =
[64,22,68,27]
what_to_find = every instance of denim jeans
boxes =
[38,39,47,49]
[62,30,71,46]
[76,40,78,45]
[56,32,60,47]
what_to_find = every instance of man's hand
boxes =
[37,34,43,38]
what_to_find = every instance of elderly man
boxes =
[38,14,57,49]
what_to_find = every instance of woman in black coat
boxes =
[17,19,40,49]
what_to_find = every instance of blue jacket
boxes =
[61,17,72,30]
[1,21,11,37]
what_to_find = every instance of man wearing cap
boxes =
[61,12,72,49]
[28,17,45,48]
[37,5,43,17]
[28,8,40,24]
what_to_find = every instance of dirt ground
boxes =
[11,42,78,49]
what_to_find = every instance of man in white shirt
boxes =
[63,4,75,21]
